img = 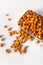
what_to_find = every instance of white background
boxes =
[0,0,43,65]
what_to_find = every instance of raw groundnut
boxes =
[9,31,18,36]
[19,46,28,54]
[9,31,13,36]
[20,50,25,54]
[0,43,4,47]
[27,35,34,40]
[1,38,5,41]
[4,25,8,28]
[36,40,40,43]
[5,49,11,53]
[8,18,12,21]
[8,27,12,31]
[0,35,3,38]
[5,14,9,16]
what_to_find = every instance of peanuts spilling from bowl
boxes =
[18,10,43,40]
[0,10,43,54]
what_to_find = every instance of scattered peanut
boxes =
[8,27,12,31]
[4,25,8,28]
[0,43,4,47]
[0,35,3,38]
[8,18,12,21]
[5,49,11,53]
[9,31,18,36]
[1,38,5,41]
[5,14,9,16]
[36,40,40,43]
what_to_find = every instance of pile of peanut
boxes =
[0,10,43,54]
[18,10,43,39]
[10,29,33,54]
